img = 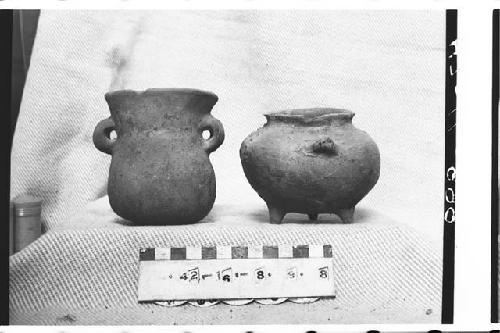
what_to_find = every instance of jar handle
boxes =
[311,137,337,155]
[200,114,225,154]
[93,117,116,155]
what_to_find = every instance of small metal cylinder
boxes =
[13,194,42,253]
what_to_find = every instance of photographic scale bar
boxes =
[138,245,335,306]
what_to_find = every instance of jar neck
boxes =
[106,89,218,132]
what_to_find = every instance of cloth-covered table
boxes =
[10,200,442,324]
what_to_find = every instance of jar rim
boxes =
[105,88,218,101]
[265,108,354,123]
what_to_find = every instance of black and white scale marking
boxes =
[140,245,333,307]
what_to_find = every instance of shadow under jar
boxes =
[240,108,380,224]
[93,88,224,225]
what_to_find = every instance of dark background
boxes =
[11,10,40,143]
[491,8,499,323]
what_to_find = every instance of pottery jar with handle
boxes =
[240,108,380,224]
[93,88,225,225]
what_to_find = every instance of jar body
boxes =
[240,108,380,223]
[108,133,216,225]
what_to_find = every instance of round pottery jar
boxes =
[240,108,380,224]
[93,88,224,225]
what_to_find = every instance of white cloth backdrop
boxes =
[10,10,445,324]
